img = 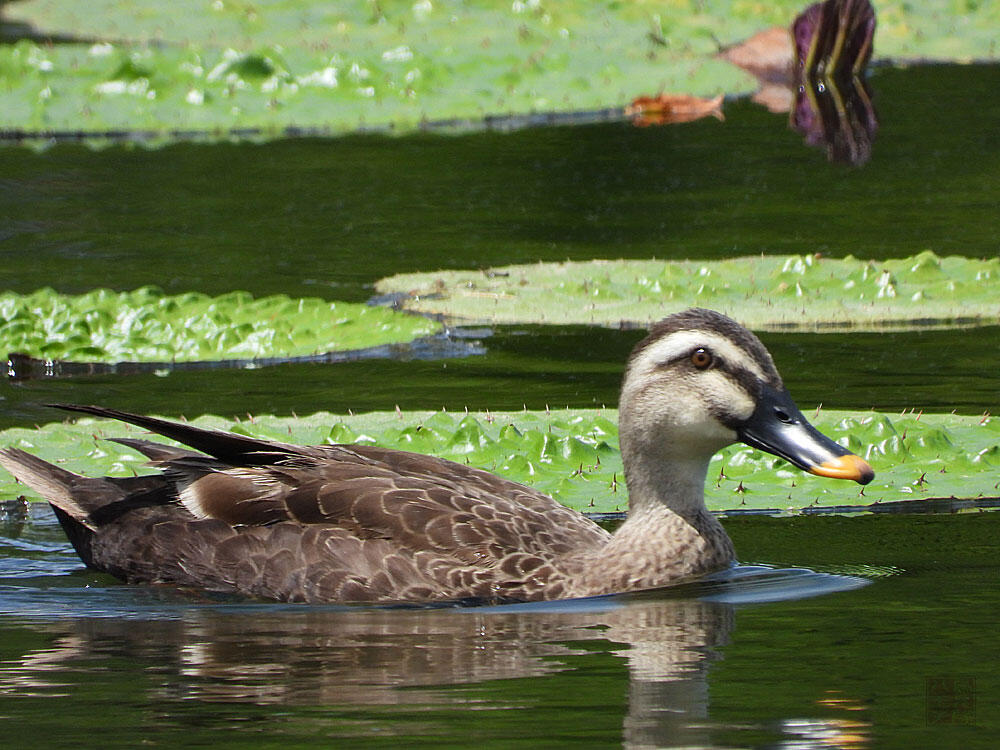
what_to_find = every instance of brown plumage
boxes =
[0,309,873,604]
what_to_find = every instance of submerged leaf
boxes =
[718,27,795,83]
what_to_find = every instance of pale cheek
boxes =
[621,373,747,447]
[624,377,716,430]
[701,371,755,421]
[669,396,739,448]
[698,420,740,448]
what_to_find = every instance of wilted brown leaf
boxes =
[718,27,795,83]
[625,93,724,126]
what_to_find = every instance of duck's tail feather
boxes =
[48,404,306,464]
[0,446,179,567]
[0,448,97,529]
[108,437,205,463]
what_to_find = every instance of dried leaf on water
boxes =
[626,93,725,126]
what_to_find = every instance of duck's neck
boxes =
[622,446,713,521]
[564,443,735,598]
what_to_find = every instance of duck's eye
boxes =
[690,348,713,370]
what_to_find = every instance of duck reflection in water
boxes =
[718,0,878,165]
[0,568,869,748]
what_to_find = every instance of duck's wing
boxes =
[0,444,596,603]
[169,446,610,561]
[6,406,617,603]
[53,404,611,563]
[88,510,572,604]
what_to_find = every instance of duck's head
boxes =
[619,308,874,485]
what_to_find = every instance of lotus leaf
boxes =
[1,1,997,141]
[0,287,440,363]
[1,408,996,514]
[376,252,1000,330]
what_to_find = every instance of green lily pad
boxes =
[2,0,997,141]
[0,18,749,140]
[376,252,1000,330]
[1,407,996,513]
[0,287,440,363]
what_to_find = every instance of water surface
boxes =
[1,505,998,748]
[1,65,998,304]
[3,65,998,429]
[1,62,999,748]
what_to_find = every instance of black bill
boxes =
[737,384,874,485]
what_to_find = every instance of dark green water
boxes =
[4,323,999,430]
[1,65,998,303]
[1,506,998,748]
[1,62,999,748]
[2,65,999,428]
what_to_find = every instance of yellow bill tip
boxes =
[808,453,875,485]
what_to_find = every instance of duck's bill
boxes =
[737,384,874,485]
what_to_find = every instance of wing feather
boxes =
[46,405,613,602]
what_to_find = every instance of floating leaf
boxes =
[0,287,440,364]
[1,408,997,514]
[626,93,724,126]
[376,253,1000,330]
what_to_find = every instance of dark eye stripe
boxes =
[657,350,710,369]
[654,345,764,401]
[708,366,762,429]
[727,364,763,400]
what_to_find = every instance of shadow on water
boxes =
[5,331,488,381]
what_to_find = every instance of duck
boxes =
[0,308,873,604]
